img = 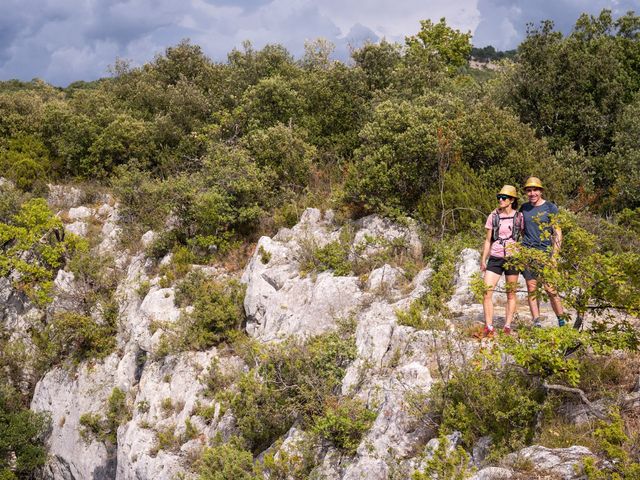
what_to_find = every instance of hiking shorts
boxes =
[486,256,519,276]
[522,267,540,281]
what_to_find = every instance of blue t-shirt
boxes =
[520,201,559,250]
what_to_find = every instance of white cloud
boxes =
[0,0,636,85]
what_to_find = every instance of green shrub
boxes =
[311,240,352,276]
[412,434,474,480]
[78,388,130,445]
[35,311,117,367]
[198,437,263,480]
[159,271,246,352]
[153,424,181,454]
[0,198,82,305]
[311,397,376,454]
[581,409,640,479]
[226,325,357,452]
[344,97,460,216]
[429,359,543,455]
[0,135,51,191]
[0,385,49,477]
[66,246,120,314]
[0,181,28,223]
[242,124,316,192]
[397,235,472,329]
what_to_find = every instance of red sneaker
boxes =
[483,325,495,338]
[503,325,512,335]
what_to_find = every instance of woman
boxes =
[480,185,523,336]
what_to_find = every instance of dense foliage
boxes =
[1,7,640,478]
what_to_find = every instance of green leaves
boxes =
[0,198,80,305]
[405,18,472,75]
[0,385,49,477]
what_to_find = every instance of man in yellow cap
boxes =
[520,177,570,327]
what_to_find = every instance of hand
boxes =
[480,261,486,272]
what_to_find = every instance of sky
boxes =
[0,0,637,86]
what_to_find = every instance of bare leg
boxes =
[483,270,501,327]
[545,284,565,317]
[504,274,519,327]
[526,278,540,321]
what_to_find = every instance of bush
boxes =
[0,198,82,305]
[344,97,460,216]
[226,325,357,452]
[0,385,49,478]
[198,437,263,480]
[156,271,246,355]
[311,397,376,454]
[241,124,316,192]
[397,235,472,328]
[429,358,543,455]
[36,311,117,367]
[78,388,130,445]
[412,434,474,480]
[0,135,51,191]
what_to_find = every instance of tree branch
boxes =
[543,382,608,420]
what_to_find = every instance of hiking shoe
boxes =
[483,325,495,338]
[503,325,512,335]
[557,314,570,327]
[533,318,543,328]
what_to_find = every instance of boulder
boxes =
[67,206,93,221]
[47,184,84,208]
[505,445,594,479]
[65,221,88,237]
[470,467,514,479]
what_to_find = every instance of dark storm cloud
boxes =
[473,0,640,49]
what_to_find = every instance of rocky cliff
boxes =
[1,186,619,480]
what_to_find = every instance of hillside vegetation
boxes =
[1,9,640,480]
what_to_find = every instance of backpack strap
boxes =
[491,211,500,243]
[511,212,523,241]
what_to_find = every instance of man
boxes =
[520,177,570,327]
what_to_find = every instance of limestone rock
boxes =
[67,206,93,221]
[353,214,422,260]
[242,234,364,342]
[30,356,121,480]
[505,445,594,479]
[65,221,88,237]
[141,231,156,249]
[448,248,482,317]
[117,350,228,480]
[470,467,514,479]
[48,184,84,208]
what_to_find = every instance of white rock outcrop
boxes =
[4,197,601,480]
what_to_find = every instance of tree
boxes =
[352,39,403,91]
[405,18,472,74]
[344,95,463,216]
[242,124,316,191]
[499,10,640,156]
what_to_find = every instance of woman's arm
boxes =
[480,228,492,271]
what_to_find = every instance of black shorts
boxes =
[486,256,519,276]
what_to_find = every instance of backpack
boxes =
[491,210,523,243]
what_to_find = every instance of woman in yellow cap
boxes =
[480,185,523,336]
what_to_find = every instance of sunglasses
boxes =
[496,195,511,201]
